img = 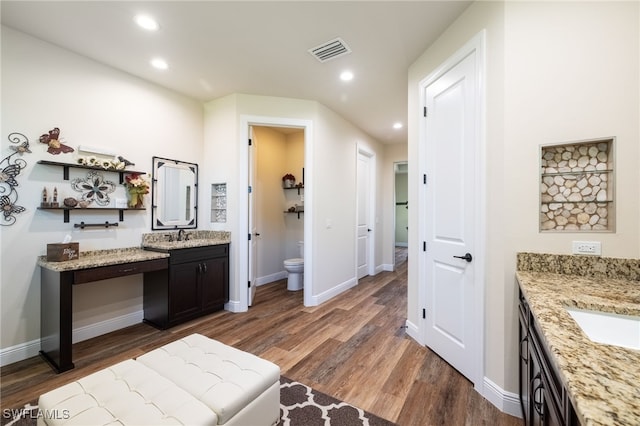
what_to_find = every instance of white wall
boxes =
[407,0,639,406]
[0,27,203,358]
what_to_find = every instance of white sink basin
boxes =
[566,307,640,350]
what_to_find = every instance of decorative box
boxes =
[46,243,79,262]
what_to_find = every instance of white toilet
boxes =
[284,241,304,291]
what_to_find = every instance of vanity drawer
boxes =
[169,244,229,264]
[74,258,168,284]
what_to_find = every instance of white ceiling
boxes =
[1,1,471,145]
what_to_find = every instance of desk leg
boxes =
[40,269,74,373]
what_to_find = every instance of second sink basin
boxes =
[566,307,640,350]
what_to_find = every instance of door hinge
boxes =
[422,308,426,319]
[248,233,252,240]
[423,241,426,252]
[248,138,252,146]
[423,106,427,117]
[248,185,252,193]
[248,281,251,288]
[423,174,427,184]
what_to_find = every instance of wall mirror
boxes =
[152,156,198,230]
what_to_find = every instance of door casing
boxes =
[238,116,314,310]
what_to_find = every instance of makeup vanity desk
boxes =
[37,248,169,373]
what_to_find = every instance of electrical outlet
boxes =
[572,241,602,255]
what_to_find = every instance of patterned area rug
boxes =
[2,377,395,426]
[279,377,395,425]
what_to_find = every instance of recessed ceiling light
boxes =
[134,14,159,31]
[340,71,354,81]
[393,122,403,129]
[150,58,168,70]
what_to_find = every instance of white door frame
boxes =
[356,145,376,279]
[239,115,314,309]
[417,31,486,390]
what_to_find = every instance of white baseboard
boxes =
[256,271,287,286]
[309,277,357,306]
[380,263,394,272]
[0,338,41,367]
[482,377,522,418]
[72,311,143,344]
[225,299,245,313]
[404,319,421,343]
[1,311,144,367]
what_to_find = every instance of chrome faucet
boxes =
[177,229,185,241]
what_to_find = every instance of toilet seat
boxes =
[284,258,303,266]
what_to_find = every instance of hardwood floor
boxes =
[1,248,520,425]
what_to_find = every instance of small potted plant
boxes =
[282,173,295,188]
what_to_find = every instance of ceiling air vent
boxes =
[308,37,351,63]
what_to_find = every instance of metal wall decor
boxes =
[1,132,31,226]
[71,170,116,206]
[39,127,74,155]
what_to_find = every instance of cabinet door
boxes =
[201,256,229,311]
[169,262,200,320]
[519,311,530,424]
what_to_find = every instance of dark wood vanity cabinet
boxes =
[519,286,580,426]
[144,244,229,329]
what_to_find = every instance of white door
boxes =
[248,126,258,306]
[422,48,480,383]
[356,150,372,279]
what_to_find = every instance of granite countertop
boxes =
[38,247,169,272]
[516,253,640,426]
[141,230,231,251]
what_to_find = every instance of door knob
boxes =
[453,253,473,262]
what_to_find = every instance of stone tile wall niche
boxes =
[540,138,614,232]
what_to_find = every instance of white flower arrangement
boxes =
[76,156,126,171]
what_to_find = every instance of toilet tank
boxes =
[298,241,304,258]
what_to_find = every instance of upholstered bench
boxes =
[38,334,281,426]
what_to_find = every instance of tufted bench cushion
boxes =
[37,359,218,426]
[136,334,281,425]
[38,334,281,426]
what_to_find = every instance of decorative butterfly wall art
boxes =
[39,127,74,155]
[1,132,31,226]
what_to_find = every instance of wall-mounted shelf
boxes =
[284,185,304,195]
[37,160,147,225]
[37,160,146,184]
[284,210,304,219]
[211,183,227,223]
[38,207,145,223]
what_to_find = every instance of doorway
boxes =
[249,125,305,305]
[394,162,408,270]
[239,116,314,310]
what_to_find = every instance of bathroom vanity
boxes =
[143,244,229,329]
[37,232,231,373]
[516,253,640,426]
[142,231,230,329]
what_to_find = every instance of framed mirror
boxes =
[152,156,198,230]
